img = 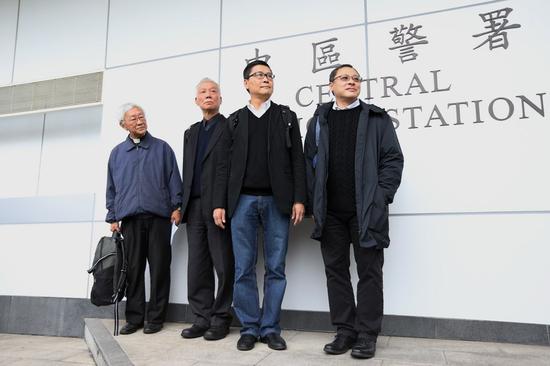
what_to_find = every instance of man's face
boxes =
[195,81,222,114]
[329,66,361,101]
[243,65,274,99]
[122,107,147,138]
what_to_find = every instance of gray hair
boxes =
[195,78,221,93]
[118,103,144,126]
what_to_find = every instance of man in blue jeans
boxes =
[213,60,306,351]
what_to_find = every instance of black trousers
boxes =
[121,214,172,325]
[186,198,234,328]
[320,210,384,340]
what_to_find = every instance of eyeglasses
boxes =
[247,72,275,80]
[127,115,146,123]
[332,74,362,83]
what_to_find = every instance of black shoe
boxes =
[181,324,209,339]
[323,334,356,355]
[351,338,376,359]
[143,323,163,334]
[237,334,258,351]
[260,333,287,351]
[119,323,143,335]
[204,326,230,341]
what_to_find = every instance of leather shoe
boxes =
[143,323,163,334]
[237,334,257,351]
[323,334,356,355]
[119,323,143,335]
[181,324,208,339]
[260,333,287,351]
[351,338,376,359]
[204,326,230,341]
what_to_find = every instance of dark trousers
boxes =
[121,214,172,325]
[320,210,384,340]
[186,198,234,328]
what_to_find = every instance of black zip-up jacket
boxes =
[304,101,404,248]
[218,102,306,218]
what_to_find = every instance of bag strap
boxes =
[86,253,115,274]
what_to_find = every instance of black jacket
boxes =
[181,114,230,223]
[304,101,404,248]
[222,102,307,218]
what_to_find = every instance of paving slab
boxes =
[0,333,94,365]
[445,350,550,366]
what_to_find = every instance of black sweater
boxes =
[327,106,361,213]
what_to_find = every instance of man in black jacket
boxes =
[180,78,234,341]
[213,60,306,351]
[304,64,404,359]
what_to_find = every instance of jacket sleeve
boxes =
[303,116,317,215]
[212,120,231,209]
[289,110,307,205]
[181,128,192,206]
[166,144,183,210]
[378,114,404,204]
[105,151,117,223]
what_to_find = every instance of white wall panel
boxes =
[13,0,107,83]
[367,0,482,22]
[222,0,364,46]
[0,113,43,198]
[106,0,220,67]
[38,106,102,196]
[0,223,93,298]
[169,226,188,304]
[385,213,550,324]
[0,0,19,86]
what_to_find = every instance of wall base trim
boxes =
[1,295,548,346]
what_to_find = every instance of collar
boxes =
[202,113,221,131]
[332,99,360,110]
[124,131,151,151]
[247,99,271,118]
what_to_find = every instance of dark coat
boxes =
[223,102,307,218]
[304,101,404,248]
[181,114,230,223]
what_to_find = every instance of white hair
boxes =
[195,78,221,93]
[118,103,144,125]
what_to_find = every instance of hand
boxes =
[291,203,305,226]
[171,209,182,226]
[110,222,120,232]
[213,208,226,229]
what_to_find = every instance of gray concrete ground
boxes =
[0,333,94,365]
[3,321,550,366]
[107,321,550,366]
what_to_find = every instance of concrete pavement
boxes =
[0,333,94,365]
[92,319,550,365]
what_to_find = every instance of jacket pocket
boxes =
[367,187,389,233]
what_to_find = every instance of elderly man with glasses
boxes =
[106,103,182,335]
[304,64,404,359]
[213,60,306,351]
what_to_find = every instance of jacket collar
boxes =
[316,100,380,123]
[124,131,152,151]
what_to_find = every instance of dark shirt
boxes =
[106,132,182,222]
[242,107,272,195]
[327,106,361,213]
[190,114,221,198]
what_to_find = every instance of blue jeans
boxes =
[231,194,290,337]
